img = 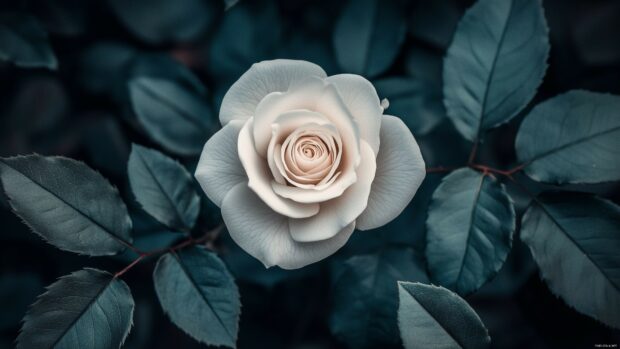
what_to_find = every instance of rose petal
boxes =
[356,115,426,230]
[288,141,376,242]
[238,118,319,218]
[195,120,247,207]
[271,171,355,203]
[253,76,327,156]
[221,183,356,269]
[220,59,327,126]
[314,83,361,167]
[326,74,382,154]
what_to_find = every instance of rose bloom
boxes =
[195,60,425,269]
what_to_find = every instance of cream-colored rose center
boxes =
[279,127,342,188]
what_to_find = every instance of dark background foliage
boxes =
[0,0,619,348]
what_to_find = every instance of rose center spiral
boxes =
[278,127,342,188]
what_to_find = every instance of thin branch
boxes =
[114,254,146,278]
[113,224,224,278]
[469,163,526,176]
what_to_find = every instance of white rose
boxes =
[195,59,425,269]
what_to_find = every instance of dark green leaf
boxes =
[128,144,200,231]
[329,248,428,349]
[426,168,515,295]
[0,13,57,69]
[443,0,549,141]
[129,77,213,156]
[520,192,620,328]
[153,246,240,347]
[515,90,620,184]
[208,1,281,79]
[404,46,443,87]
[107,0,216,44]
[78,42,137,98]
[397,281,491,349]
[128,53,206,95]
[0,155,133,256]
[374,77,445,135]
[408,0,463,49]
[333,0,406,77]
[17,268,135,349]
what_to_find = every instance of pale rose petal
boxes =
[221,183,356,269]
[356,115,426,230]
[288,141,376,242]
[253,76,327,156]
[238,118,319,218]
[314,83,360,166]
[325,74,382,154]
[220,59,327,126]
[271,172,355,204]
[195,120,247,207]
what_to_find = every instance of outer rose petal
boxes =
[195,120,247,206]
[253,77,327,156]
[238,118,319,218]
[356,115,426,230]
[221,183,356,269]
[220,59,327,126]
[325,74,382,154]
[288,141,377,242]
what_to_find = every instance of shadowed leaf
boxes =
[397,281,491,349]
[129,77,213,156]
[333,0,406,77]
[0,13,57,69]
[426,168,515,295]
[17,268,134,349]
[516,90,620,184]
[329,248,428,349]
[128,144,200,231]
[153,246,240,348]
[521,192,620,328]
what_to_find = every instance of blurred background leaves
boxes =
[0,0,619,348]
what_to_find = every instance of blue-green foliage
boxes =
[521,193,620,328]
[516,90,620,184]
[374,77,445,136]
[129,77,215,156]
[1,0,620,348]
[153,246,241,348]
[0,155,133,256]
[329,248,428,349]
[426,168,515,295]
[17,268,135,349]
[0,12,57,69]
[333,0,407,78]
[398,282,491,349]
[128,144,200,231]
[443,0,549,141]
